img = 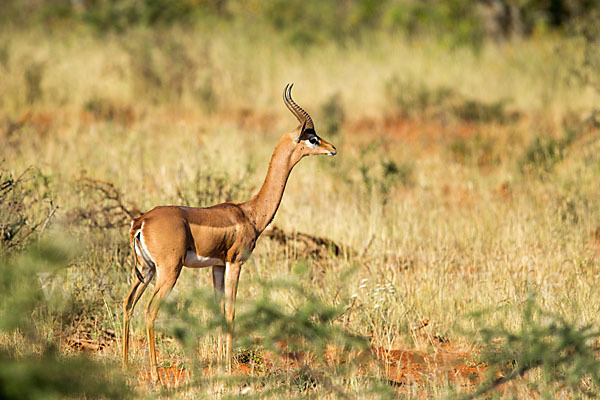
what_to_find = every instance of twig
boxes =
[78,177,141,219]
[38,201,58,236]
[263,225,353,258]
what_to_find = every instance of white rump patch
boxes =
[135,222,157,268]
[184,251,225,268]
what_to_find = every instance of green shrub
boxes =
[568,9,600,95]
[386,74,515,124]
[518,129,579,175]
[0,168,56,254]
[358,141,414,206]
[0,239,131,399]
[160,271,394,396]
[124,35,197,104]
[461,293,600,399]
[320,93,345,138]
[0,39,10,70]
[384,0,485,48]
[2,0,600,47]
[175,166,255,208]
[449,134,499,167]
[385,74,455,117]
[81,0,209,32]
[453,98,514,124]
[24,61,45,105]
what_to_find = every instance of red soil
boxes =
[62,330,485,390]
[373,346,485,387]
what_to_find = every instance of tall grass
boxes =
[1,22,600,397]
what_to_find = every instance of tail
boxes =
[131,235,145,283]
[129,220,145,283]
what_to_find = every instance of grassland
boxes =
[1,24,600,398]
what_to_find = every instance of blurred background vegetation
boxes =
[2,0,600,398]
[2,0,600,44]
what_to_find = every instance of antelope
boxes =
[122,84,337,382]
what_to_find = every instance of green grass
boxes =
[1,23,600,398]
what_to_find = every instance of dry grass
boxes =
[1,25,600,398]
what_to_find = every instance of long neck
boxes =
[241,138,297,233]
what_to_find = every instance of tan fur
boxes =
[121,86,336,382]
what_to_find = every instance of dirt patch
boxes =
[61,327,486,391]
[373,346,485,387]
[57,315,118,355]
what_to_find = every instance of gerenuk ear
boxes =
[296,120,307,143]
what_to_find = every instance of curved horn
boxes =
[283,83,314,130]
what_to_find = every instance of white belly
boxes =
[183,250,225,268]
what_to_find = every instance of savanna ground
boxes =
[2,3,600,398]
